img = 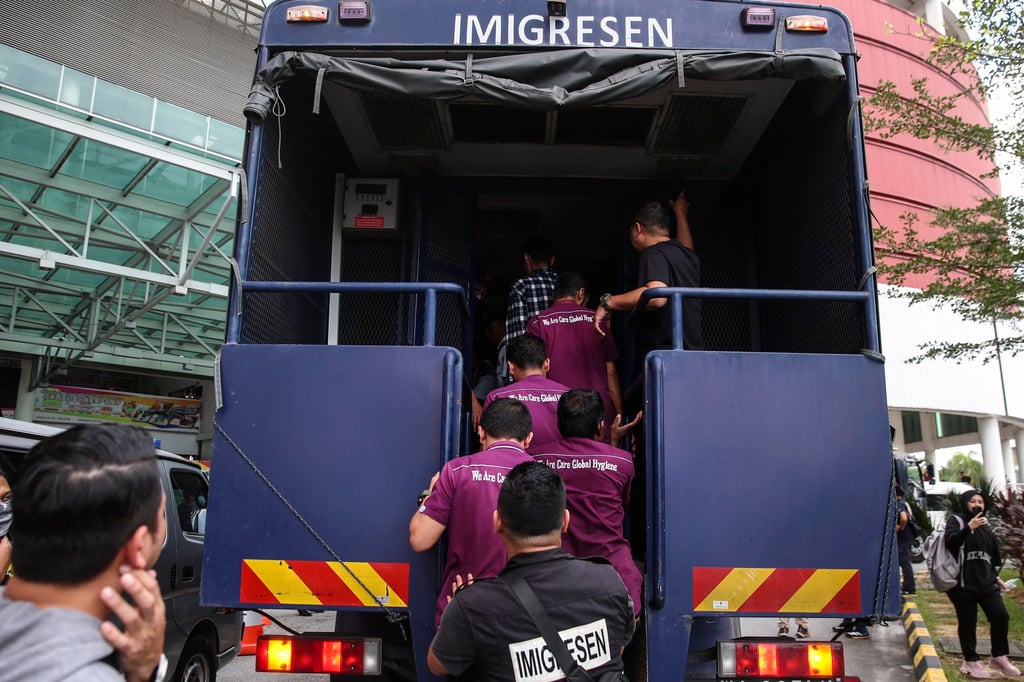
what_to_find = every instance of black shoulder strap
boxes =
[501,572,592,681]
[100,650,121,671]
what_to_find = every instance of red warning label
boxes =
[354,216,387,229]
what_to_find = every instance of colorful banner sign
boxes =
[35,385,201,432]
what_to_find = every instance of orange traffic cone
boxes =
[239,610,271,656]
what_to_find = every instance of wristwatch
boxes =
[599,293,613,311]
[417,489,431,506]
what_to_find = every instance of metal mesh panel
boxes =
[696,202,754,352]
[338,239,407,345]
[421,189,472,352]
[691,82,863,354]
[360,93,450,152]
[241,79,339,344]
[750,83,862,354]
[650,95,748,155]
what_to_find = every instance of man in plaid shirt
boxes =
[498,237,556,385]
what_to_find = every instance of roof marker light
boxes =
[786,15,829,32]
[286,5,329,22]
[741,7,775,30]
[286,5,328,22]
[339,1,372,23]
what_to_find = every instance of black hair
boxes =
[553,271,587,300]
[522,237,555,265]
[633,201,673,237]
[557,389,605,439]
[498,461,565,539]
[480,398,532,442]
[507,333,547,370]
[895,485,905,497]
[10,423,162,585]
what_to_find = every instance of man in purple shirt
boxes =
[483,334,568,451]
[531,389,643,615]
[526,271,623,439]
[409,398,534,625]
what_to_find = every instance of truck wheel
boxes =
[910,536,924,563]
[173,633,216,682]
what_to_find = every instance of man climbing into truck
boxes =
[409,398,534,624]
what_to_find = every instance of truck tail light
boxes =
[256,635,382,675]
[718,640,845,678]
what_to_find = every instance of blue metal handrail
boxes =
[634,286,875,353]
[641,286,875,611]
[234,280,470,347]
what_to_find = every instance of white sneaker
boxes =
[961,660,993,679]
[991,656,1022,677]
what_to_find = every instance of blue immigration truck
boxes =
[202,1,899,679]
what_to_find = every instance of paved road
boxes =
[221,606,917,681]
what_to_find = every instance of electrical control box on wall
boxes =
[341,178,399,232]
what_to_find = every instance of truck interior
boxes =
[241,48,868,384]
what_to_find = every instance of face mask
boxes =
[0,500,11,538]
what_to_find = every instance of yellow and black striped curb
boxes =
[902,597,947,682]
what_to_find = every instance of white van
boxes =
[923,480,975,530]
[0,418,242,682]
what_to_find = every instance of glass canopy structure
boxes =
[0,45,245,385]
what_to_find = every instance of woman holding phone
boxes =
[945,489,1021,679]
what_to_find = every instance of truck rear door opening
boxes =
[206,4,894,680]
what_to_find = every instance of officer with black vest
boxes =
[428,461,635,681]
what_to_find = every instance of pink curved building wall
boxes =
[828,0,1000,290]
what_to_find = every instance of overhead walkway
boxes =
[0,44,243,385]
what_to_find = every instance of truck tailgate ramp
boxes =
[646,350,893,678]
[203,343,461,664]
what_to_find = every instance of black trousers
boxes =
[625,378,646,551]
[897,538,915,592]
[947,586,1010,660]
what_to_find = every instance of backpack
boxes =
[897,500,919,538]
[924,515,964,592]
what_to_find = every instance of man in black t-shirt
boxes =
[593,192,702,361]
[427,461,634,681]
[592,194,701,544]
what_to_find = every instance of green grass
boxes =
[910,569,1024,681]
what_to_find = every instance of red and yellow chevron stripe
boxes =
[240,559,409,608]
[693,567,860,613]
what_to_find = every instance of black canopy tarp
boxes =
[244,47,846,121]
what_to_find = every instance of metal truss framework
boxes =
[180,0,273,38]
[0,94,240,386]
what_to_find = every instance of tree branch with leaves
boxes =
[864,2,1024,362]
